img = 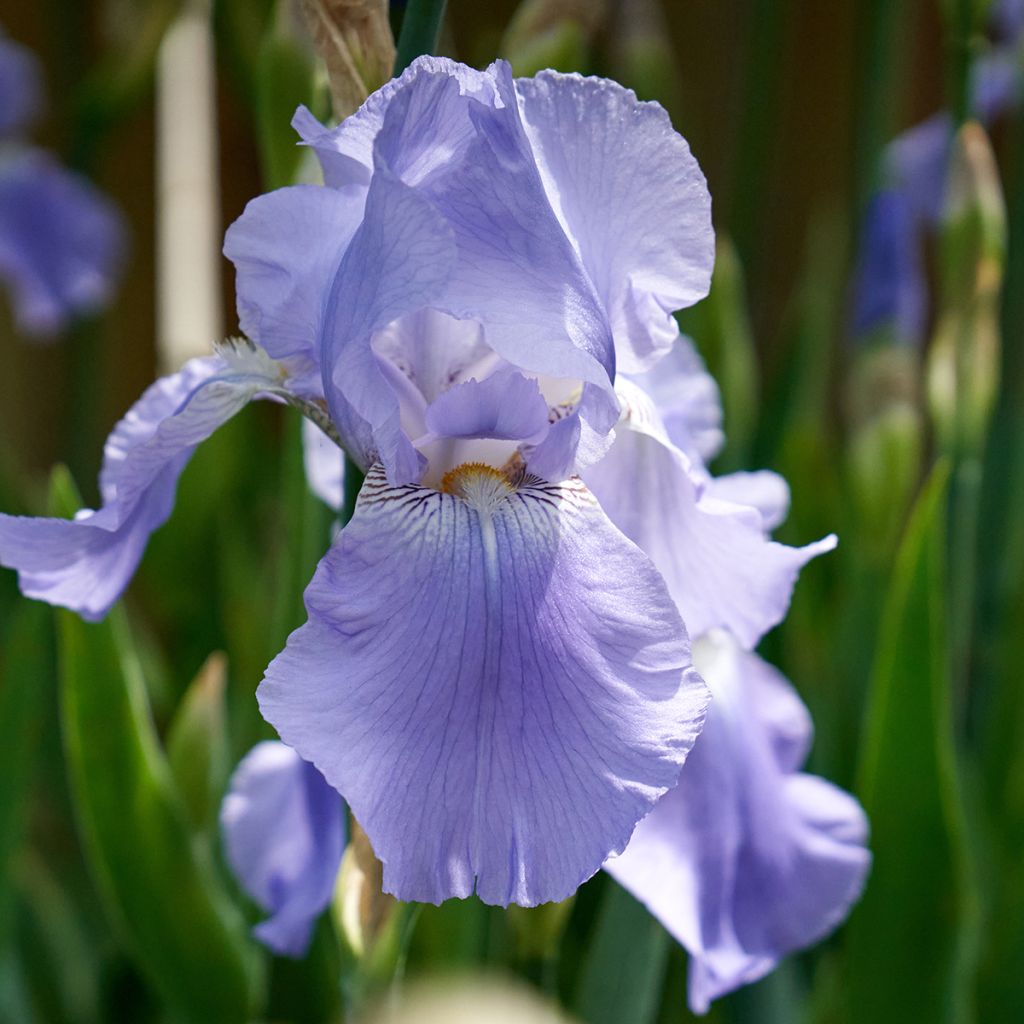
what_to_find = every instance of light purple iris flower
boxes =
[221,741,346,956]
[0,57,838,916]
[605,631,870,1014]
[577,333,866,1011]
[0,27,124,336]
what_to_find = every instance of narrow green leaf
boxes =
[58,606,262,1022]
[842,461,979,1022]
[10,853,102,1024]
[0,602,52,930]
[394,0,448,75]
[574,882,671,1024]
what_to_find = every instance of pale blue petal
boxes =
[318,59,621,482]
[0,352,280,620]
[386,62,616,397]
[220,741,345,957]
[972,50,1022,124]
[302,419,345,511]
[322,169,456,481]
[702,471,790,532]
[605,632,869,1014]
[584,382,834,648]
[0,149,124,336]
[517,72,714,373]
[626,336,723,464]
[258,465,708,907]
[884,113,952,227]
[291,57,499,191]
[223,184,363,381]
[423,369,549,444]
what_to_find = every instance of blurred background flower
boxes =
[0,26,125,339]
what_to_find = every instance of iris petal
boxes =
[517,72,714,373]
[220,741,345,957]
[605,632,870,1014]
[223,184,364,381]
[585,381,834,648]
[0,351,281,620]
[258,465,708,907]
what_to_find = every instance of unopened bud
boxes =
[927,121,1006,458]
[166,652,229,831]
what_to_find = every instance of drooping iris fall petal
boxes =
[605,631,870,1014]
[259,465,709,906]
[0,345,285,619]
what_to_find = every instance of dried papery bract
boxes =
[301,0,395,119]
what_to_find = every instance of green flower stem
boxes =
[394,0,449,75]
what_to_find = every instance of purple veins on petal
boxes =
[0,148,125,337]
[0,349,284,620]
[221,741,346,957]
[604,630,870,1014]
[258,464,709,908]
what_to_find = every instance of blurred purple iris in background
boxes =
[0,27,124,337]
[220,741,346,956]
[849,0,1023,346]
[0,55,868,1004]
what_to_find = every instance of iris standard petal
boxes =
[223,184,364,377]
[605,631,870,1014]
[220,741,345,957]
[517,71,714,374]
[0,349,283,620]
[584,381,834,648]
[381,61,617,396]
[0,148,124,336]
[322,168,456,482]
[258,465,709,907]
[320,58,621,483]
[626,336,724,464]
[292,56,499,191]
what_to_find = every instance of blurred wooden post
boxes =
[156,0,222,373]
